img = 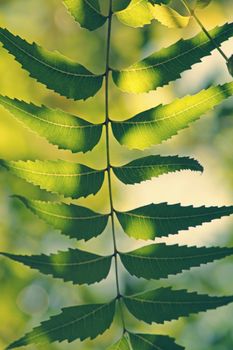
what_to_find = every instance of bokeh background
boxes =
[0,0,233,349]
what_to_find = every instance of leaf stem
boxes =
[105,0,126,333]
[181,0,229,62]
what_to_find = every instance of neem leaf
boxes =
[108,335,131,350]
[0,160,105,199]
[116,0,153,28]
[1,248,112,285]
[129,333,185,350]
[124,287,233,323]
[7,301,116,349]
[112,23,233,93]
[14,196,109,241]
[0,96,103,153]
[120,243,233,279]
[150,4,190,28]
[63,0,107,31]
[116,203,233,240]
[0,28,103,100]
[112,155,203,184]
[111,82,233,149]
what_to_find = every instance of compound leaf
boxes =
[63,0,107,31]
[111,82,233,149]
[112,23,233,93]
[0,96,102,153]
[1,248,112,285]
[129,333,184,350]
[7,301,116,349]
[0,160,105,199]
[108,336,131,350]
[124,287,233,324]
[116,0,153,28]
[14,196,109,241]
[116,203,233,240]
[120,243,233,279]
[150,4,190,28]
[112,155,203,184]
[0,28,103,100]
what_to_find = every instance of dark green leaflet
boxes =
[0,28,103,100]
[120,243,233,279]
[129,333,185,350]
[63,0,107,31]
[14,196,109,241]
[7,301,116,349]
[124,287,233,323]
[1,248,112,285]
[112,23,233,93]
[113,155,203,184]
[0,95,103,153]
[116,203,233,240]
[0,160,105,199]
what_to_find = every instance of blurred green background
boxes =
[0,0,233,349]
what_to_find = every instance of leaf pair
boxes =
[0,155,202,200]
[2,242,233,285]
[1,23,232,101]
[1,81,233,154]
[5,286,233,349]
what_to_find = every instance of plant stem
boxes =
[181,0,229,62]
[105,0,126,333]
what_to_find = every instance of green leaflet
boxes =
[124,287,233,324]
[63,0,107,31]
[150,4,190,28]
[111,82,233,149]
[0,28,103,100]
[112,23,233,93]
[116,0,153,28]
[120,243,233,279]
[129,333,184,350]
[113,0,131,12]
[7,301,116,349]
[116,203,233,240]
[112,155,203,184]
[0,160,105,199]
[1,248,112,285]
[0,96,102,153]
[227,55,233,77]
[108,336,131,350]
[195,0,212,9]
[14,196,109,241]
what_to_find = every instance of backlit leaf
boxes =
[150,4,190,28]
[116,0,153,28]
[129,333,184,350]
[112,155,203,184]
[0,160,105,199]
[124,287,233,323]
[1,248,112,285]
[108,336,131,350]
[0,95,102,153]
[120,243,233,279]
[195,0,212,9]
[14,196,109,241]
[116,203,233,240]
[111,82,233,149]
[112,23,233,93]
[7,301,116,349]
[63,0,107,31]
[0,28,103,100]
